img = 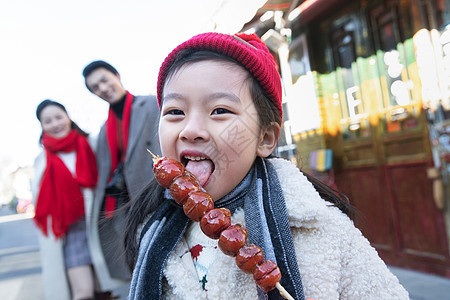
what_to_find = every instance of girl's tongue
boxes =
[185,159,213,187]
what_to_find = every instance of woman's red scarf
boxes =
[34,130,98,238]
[104,91,132,217]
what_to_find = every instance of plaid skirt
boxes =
[63,219,92,269]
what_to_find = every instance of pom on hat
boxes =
[157,32,283,121]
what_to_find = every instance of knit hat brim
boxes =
[156,32,283,120]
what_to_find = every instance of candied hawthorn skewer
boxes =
[183,191,214,222]
[150,150,215,222]
[218,225,287,295]
[170,173,202,205]
[236,244,265,274]
[148,150,294,299]
[152,155,185,189]
[200,208,232,239]
[254,260,282,293]
[218,224,248,256]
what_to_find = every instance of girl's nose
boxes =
[179,116,209,142]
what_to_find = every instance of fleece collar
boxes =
[268,158,329,228]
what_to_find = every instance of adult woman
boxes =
[32,99,98,300]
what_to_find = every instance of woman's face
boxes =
[39,105,72,139]
[159,60,268,201]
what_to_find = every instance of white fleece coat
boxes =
[32,151,91,300]
[160,158,409,299]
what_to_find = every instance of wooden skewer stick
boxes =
[276,282,295,300]
[147,149,160,164]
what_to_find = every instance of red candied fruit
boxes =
[200,208,231,239]
[236,244,265,274]
[153,158,184,189]
[183,191,214,222]
[253,260,281,292]
[170,173,201,205]
[218,224,248,256]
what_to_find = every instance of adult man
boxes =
[82,60,160,292]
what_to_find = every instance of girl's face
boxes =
[160,60,277,201]
[39,105,72,139]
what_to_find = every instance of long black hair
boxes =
[124,50,353,270]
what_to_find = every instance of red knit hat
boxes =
[157,32,283,121]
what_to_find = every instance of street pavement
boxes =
[1,205,450,299]
[0,206,43,300]
[389,266,450,300]
[0,205,128,300]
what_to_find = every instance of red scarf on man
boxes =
[104,91,133,217]
[34,130,98,238]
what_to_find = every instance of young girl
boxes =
[124,32,409,299]
[32,100,99,300]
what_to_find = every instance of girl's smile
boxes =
[160,60,266,201]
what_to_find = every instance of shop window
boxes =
[286,34,321,135]
[330,18,370,140]
[369,0,418,133]
[289,34,311,82]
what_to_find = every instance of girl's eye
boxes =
[212,108,232,115]
[165,109,184,116]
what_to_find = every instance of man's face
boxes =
[85,68,126,104]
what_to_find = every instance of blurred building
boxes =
[0,165,34,213]
[0,156,18,206]
[242,0,450,277]
[11,166,34,213]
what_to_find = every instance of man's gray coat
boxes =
[90,94,161,289]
